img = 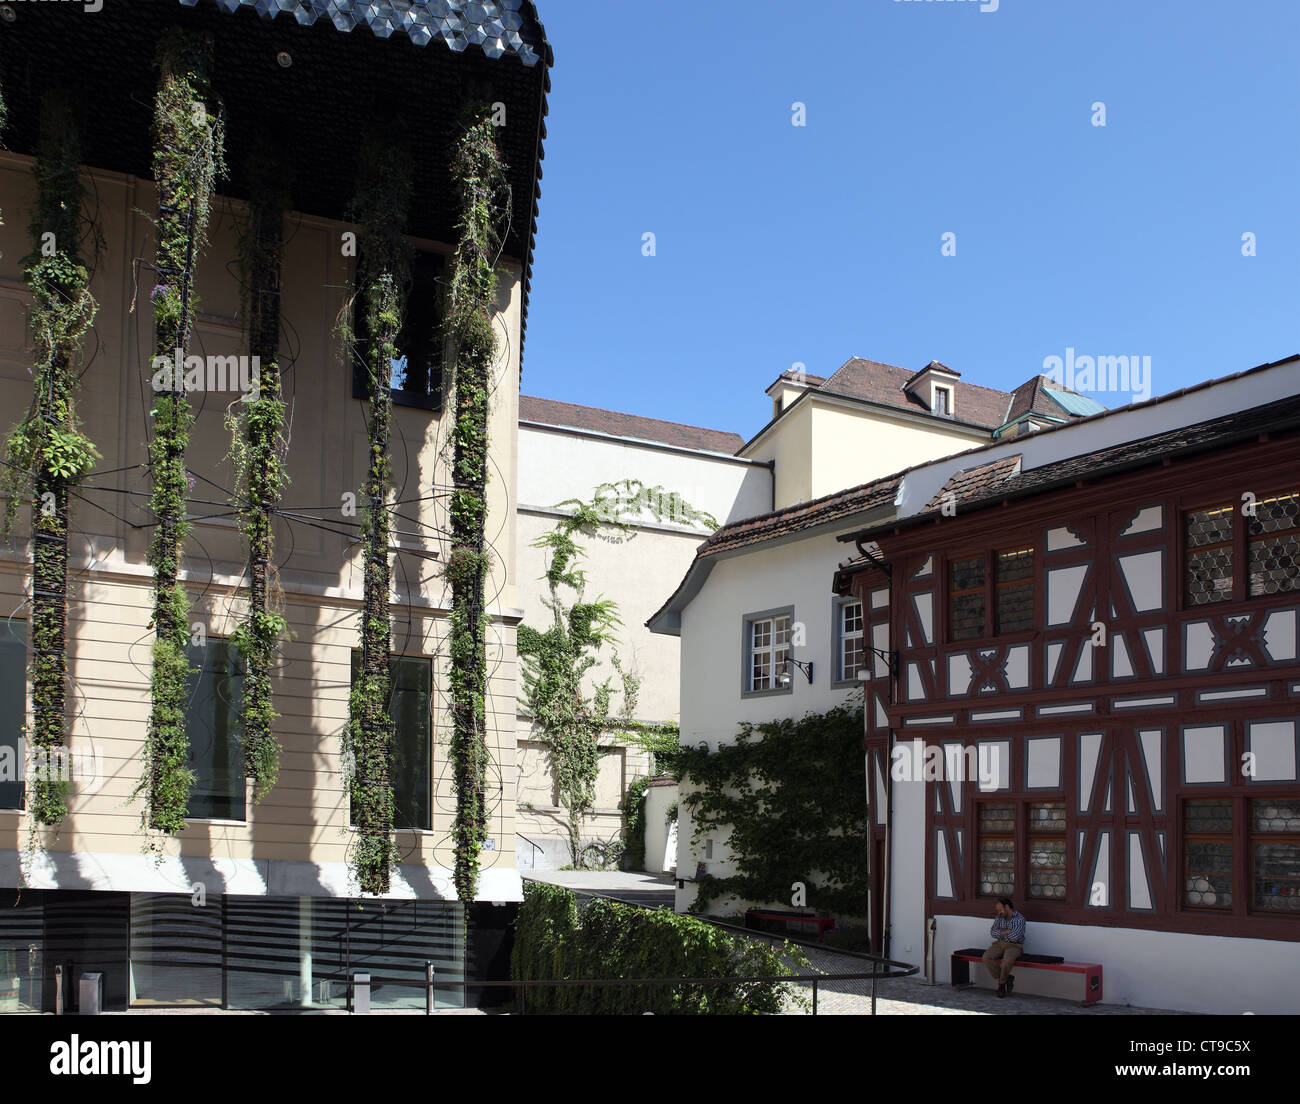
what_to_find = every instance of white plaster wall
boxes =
[518,424,770,526]
[673,528,870,910]
[888,775,928,969]
[929,913,1300,1014]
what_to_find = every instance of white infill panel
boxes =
[1079,731,1103,812]
[1089,831,1111,909]
[1118,550,1163,612]
[1005,644,1029,689]
[1128,832,1153,910]
[1047,525,1087,551]
[1183,725,1227,784]
[1247,720,1297,782]
[1046,641,1064,684]
[1027,736,1062,790]
[1139,729,1164,811]
[948,652,973,697]
[1264,609,1297,661]
[1142,627,1165,674]
[914,592,935,645]
[1184,622,1215,670]
[1047,564,1089,626]
[1112,633,1134,678]
[935,829,954,898]
[1120,505,1163,536]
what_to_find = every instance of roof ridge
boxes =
[520,394,742,440]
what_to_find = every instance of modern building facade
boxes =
[0,0,550,1011]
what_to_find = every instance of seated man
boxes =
[983,897,1026,997]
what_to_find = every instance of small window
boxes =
[949,555,985,641]
[185,639,247,821]
[978,803,1015,896]
[1184,504,1233,606]
[746,613,791,693]
[1252,798,1300,914]
[934,386,952,417]
[1247,492,1299,598]
[0,619,26,810]
[349,652,432,831]
[836,599,865,682]
[351,249,446,412]
[995,547,1034,634]
[1184,799,1233,909]
[1027,801,1066,900]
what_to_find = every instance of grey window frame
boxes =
[741,605,795,699]
[831,596,865,688]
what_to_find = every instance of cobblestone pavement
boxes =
[781,945,1191,1016]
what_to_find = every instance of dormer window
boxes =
[934,385,952,418]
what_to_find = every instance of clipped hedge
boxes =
[511,882,803,1014]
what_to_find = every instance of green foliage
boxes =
[620,774,651,871]
[226,142,290,805]
[511,882,805,1014]
[0,91,99,828]
[518,481,709,868]
[138,30,225,838]
[343,130,410,896]
[445,104,508,902]
[678,704,868,918]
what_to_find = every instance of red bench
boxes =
[744,909,836,942]
[950,947,1103,1005]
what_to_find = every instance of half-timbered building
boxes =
[834,355,1300,1013]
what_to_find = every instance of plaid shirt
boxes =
[991,911,1026,944]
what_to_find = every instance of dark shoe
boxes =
[1006,975,1015,995]
[997,983,1006,997]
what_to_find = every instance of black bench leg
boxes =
[951,955,970,987]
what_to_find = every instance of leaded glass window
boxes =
[1247,492,1299,598]
[1185,504,1233,606]
[1184,799,1233,909]
[979,803,1015,895]
[950,556,985,641]
[1252,798,1300,913]
[995,546,1034,634]
[1028,801,1066,900]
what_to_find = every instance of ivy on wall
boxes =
[342,131,411,896]
[226,143,289,804]
[510,881,804,1014]
[1,91,99,826]
[518,484,705,869]
[444,106,508,902]
[678,704,868,918]
[138,29,226,837]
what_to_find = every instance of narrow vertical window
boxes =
[1184,799,1233,909]
[995,546,1034,633]
[838,600,864,681]
[186,639,246,821]
[978,802,1016,896]
[0,619,26,810]
[350,652,432,830]
[1247,491,1299,598]
[1027,801,1066,900]
[1184,504,1234,606]
[949,555,986,641]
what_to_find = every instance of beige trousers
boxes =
[983,940,1022,983]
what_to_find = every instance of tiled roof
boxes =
[520,396,746,455]
[1004,375,1104,424]
[856,392,1300,547]
[924,455,1023,510]
[696,475,900,559]
[817,358,1014,430]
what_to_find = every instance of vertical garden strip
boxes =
[343,134,410,895]
[2,91,99,826]
[445,107,508,901]
[140,30,225,835]
[227,145,289,803]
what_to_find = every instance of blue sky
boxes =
[519,0,1299,440]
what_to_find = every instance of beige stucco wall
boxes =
[0,152,523,899]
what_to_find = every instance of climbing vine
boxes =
[1,91,99,826]
[138,30,225,837]
[518,484,709,868]
[677,704,868,917]
[444,105,509,902]
[341,131,410,895]
[226,143,289,804]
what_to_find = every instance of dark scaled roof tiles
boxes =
[180,0,548,64]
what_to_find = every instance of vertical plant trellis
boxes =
[139,29,225,836]
[445,106,509,902]
[1,91,99,827]
[227,142,289,803]
[342,133,410,895]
